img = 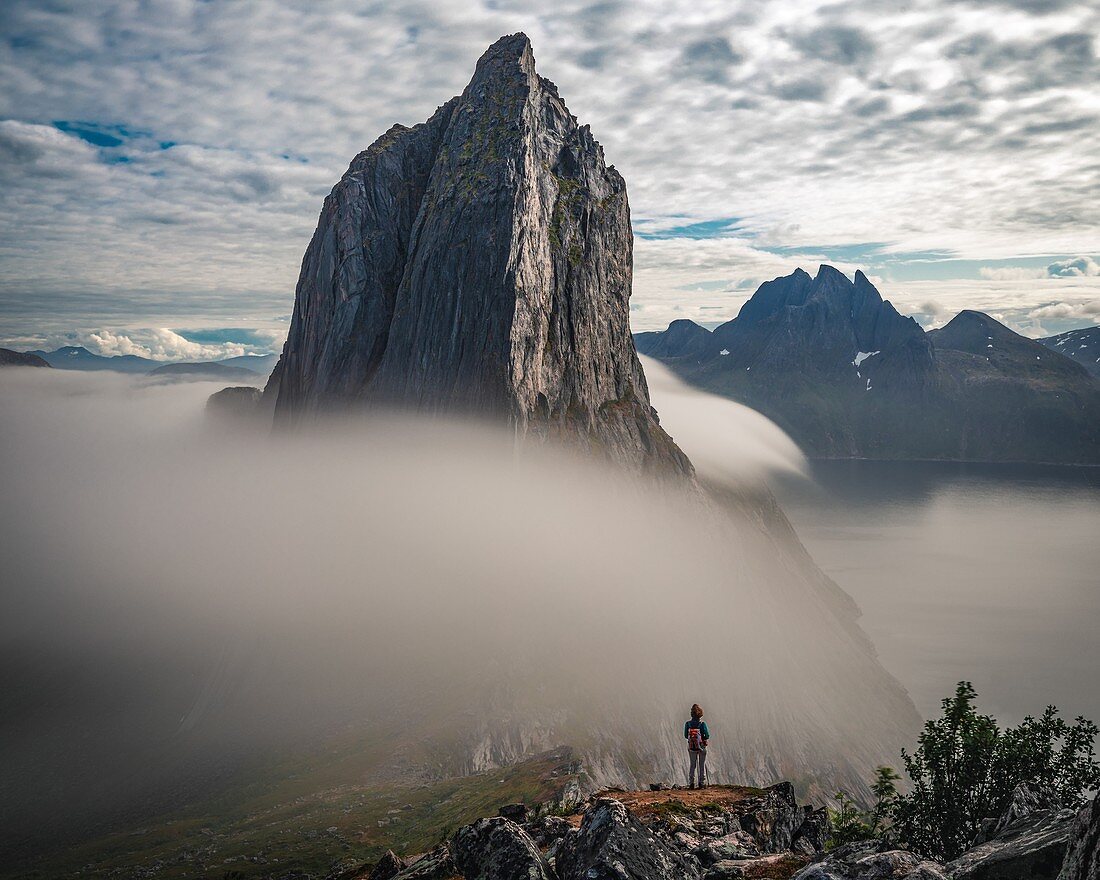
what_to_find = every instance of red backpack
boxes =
[688,726,704,752]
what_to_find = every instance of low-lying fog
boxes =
[7,365,914,857]
[773,460,1100,727]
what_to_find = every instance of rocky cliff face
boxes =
[267,33,689,477]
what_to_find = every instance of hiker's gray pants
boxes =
[688,749,706,785]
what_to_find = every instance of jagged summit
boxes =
[636,269,1100,463]
[267,34,689,477]
[700,265,931,379]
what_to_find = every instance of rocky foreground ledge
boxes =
[326,781,1100,880]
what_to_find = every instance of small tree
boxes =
[890,682,1099,860]
[828,766,902,848]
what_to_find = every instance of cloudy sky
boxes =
[1,0,1098,360]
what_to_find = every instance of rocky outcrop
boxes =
[452,817,553,880]
[636,268,1100,463]
[392,844,458,880]
[205,385,263,421]
[1059,796,1100,880]
[0,347,50,368]
[738,781,803,852]
[794,783,1081,880]
[554,797,704,880]
[268,32,690,478]
[793,842,947,879]
[947,783,1075,880]
[332,785,829,880]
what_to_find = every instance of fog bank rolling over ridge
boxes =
[0,368,915,855]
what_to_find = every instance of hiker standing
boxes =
[685,703,709,789]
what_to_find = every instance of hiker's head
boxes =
[691,703,703,719]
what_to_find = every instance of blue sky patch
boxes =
[634,217,746,240]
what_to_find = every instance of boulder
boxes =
[524,814,573,849]
[392,844,457,880]
[694,830,761,865]
[948,783,1075,880]
[555,797,702,880]
[1059,796,1100,880]
[792,841,947,879]
[973,784,1059,846]
[452,816,553,880]
[366,851,408,880]
[739,782,803,852]
[499,803,528,823]
[326,850,407,880]
[792,807,829,855]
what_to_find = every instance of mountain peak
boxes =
[267,36,691,478]
[469,32,537,87]
[814,263,849,284]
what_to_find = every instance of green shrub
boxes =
[828,766,900,848]
[889,682,1098,860]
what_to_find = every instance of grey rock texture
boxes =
[1059,796,1100,880]
[391,844,457,880]
[0,348,50,368]
[332,850,407,880]
[269,32,690,478]
[947,782,1075,880]
[737,780,802,852]
[367,851,408,880]
[555,797,702,880]
[452,817,553,880]
[792,841,947,880]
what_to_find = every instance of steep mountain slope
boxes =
[267,33,688,477]
[0,348,49,368]
[1040,326,1100,378]
[925,311,1100,462]
[637,269,1100,463]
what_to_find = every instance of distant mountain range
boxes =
[147,361,262,382]
[20,346,277,379]
[636,266,1100,464]
[1040,326,1100,378]
[0,347,50,368]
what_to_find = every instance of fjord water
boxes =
[771,461,1100,726]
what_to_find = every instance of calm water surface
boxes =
[772,461,1100,725]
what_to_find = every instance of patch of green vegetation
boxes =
[549,175,584,255]
[13,740,580,880]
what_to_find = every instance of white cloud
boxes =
[20,328,286,362]
[1048,256,1100,277]
[0,1,1098,339]
[980,266,1047,280]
